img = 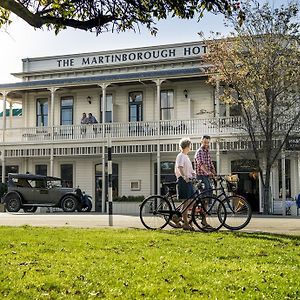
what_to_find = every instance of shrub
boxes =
[113,195,145,202]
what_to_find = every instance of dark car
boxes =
[1,173,92,213]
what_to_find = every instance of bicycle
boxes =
[156,175,252,231]
[211,175,252,231]
[139,180,227,232]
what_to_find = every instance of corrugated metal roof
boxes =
[0,108,22,117]
[0,67,202,90]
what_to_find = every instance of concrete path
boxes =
[0,212,299,235]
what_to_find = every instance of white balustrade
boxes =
[3,116,298,143]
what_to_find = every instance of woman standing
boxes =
[174,138,195,231]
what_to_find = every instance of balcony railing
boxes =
[1,116,299,144]
[17,117,244,142]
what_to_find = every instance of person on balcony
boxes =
[87,113,98,124]
[174,137,196,231]
[80,112,88,135]
[81,112,88,124]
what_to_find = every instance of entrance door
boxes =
[95,163,119,212]
[231,160,259,212]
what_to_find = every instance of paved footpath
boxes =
[0,212,299,235]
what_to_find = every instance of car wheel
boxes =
[61,195,78,212]
[5,193,21,212]
[23,207,38,213]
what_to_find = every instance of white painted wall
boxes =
[120,154,151,197]
[11,80,213,129]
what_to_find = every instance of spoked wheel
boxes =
[61,196,78,212]
[192,196,226,232]
[4,193,21,212]
[166,195,182,228]
[140,195,172,230]
[222,195,252,230]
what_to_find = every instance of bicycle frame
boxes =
[165,181,221,217]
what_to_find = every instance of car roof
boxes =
[8,173,62,181]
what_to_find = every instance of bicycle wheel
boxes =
[140,195,172,230]
[165,194,182,228]
[222,195,252,230]
[191,196,226,232]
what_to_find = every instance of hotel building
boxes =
[0,41,299,213]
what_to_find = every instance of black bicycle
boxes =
[140,180,227,232]
[211,175,252,231]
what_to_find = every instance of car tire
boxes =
[23,206,38,213]
[61,195,78,212]
[4,193,21,212]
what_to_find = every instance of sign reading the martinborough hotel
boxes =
[23,43,207,72]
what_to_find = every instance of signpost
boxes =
[286,136,300,151]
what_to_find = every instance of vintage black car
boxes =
[1,173,92,213]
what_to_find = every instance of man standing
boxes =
[87,112,98,124]
[80,112,88,135]
[194,135,216,195]
[81,112,88,124]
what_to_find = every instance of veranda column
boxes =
[281,151,286,216]
[271,160,279,200]
[9,102,13,128]
[153,79,165,195]
[99,83,110,213]
[2,91,8,142]
[215,77,221,175]
[1,91,8,180]
[24,92,28,127]
[1,149,5,184]
[48,87,58,127]
[48,87,58,176]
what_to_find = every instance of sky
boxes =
[0,0,290,83]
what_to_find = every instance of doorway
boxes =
[95,163,119,212]
[231,159,260,212]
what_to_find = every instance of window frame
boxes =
[100,93,113,123]
[60,164,74,188]
[36,98,49,127]
[60,96,74,126]
[128,91,143,122]
[160,90,174,121]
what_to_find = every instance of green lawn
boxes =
[0,227,299,299]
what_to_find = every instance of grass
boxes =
[0,226,299,299]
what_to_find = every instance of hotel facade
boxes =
[0,41,299,213]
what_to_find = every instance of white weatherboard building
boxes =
[0,41,299,213]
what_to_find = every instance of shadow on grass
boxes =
[151,228,300,244]
[210,230,300,244]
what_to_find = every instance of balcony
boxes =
[8,116,299,144]
[13,117,244,143]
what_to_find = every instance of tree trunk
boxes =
[262,167,272,214]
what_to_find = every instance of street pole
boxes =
[108,134,113,226]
